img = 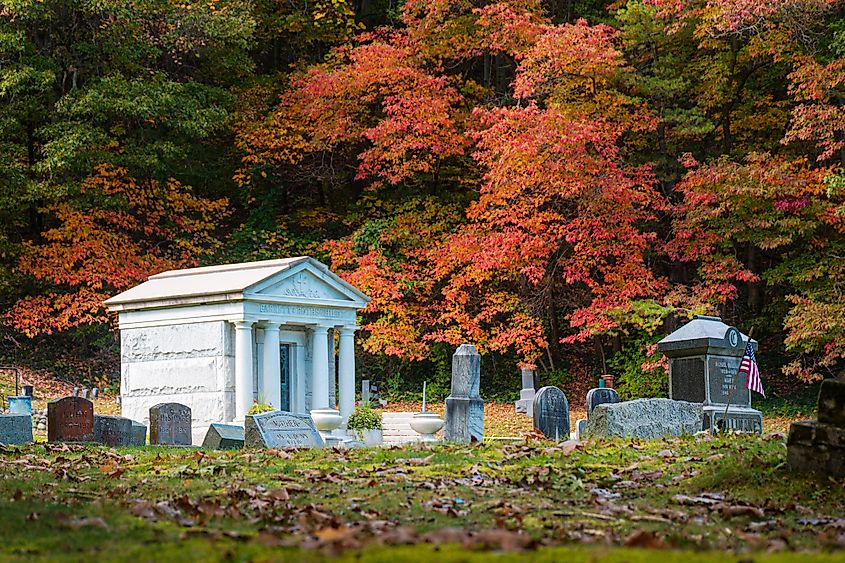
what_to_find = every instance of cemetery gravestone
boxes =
[444,344,484,443]
[532,386,570,441]
[245,411,323,448]
[0,414,33,444]
[586,398,702,439]
[48,397,94,442]
[787,379,845,478]
[93,415,133,447]
[586,387,620,416]
[203,423,245,450]
[130,421,147,446]
[514,367,537,417]
[149,403,192,445]
[657,315,762,433]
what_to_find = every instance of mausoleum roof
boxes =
[104,256,370,311]
[657,315,757,357]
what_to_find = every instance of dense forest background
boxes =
[0,0,843,402]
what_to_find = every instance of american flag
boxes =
[740,342,765,398]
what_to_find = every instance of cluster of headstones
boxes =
[0,396,195,447]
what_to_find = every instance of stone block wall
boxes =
[120,321,231,444]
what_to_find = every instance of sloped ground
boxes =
[0,434,842,561]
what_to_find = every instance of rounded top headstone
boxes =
[657,315,756,358]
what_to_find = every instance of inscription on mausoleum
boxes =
[257,303,349,320]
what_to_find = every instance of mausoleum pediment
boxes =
[246,266,356,304]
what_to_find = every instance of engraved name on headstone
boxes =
[149,403,192,445]
[244,411,323,448]
[48,397,94,443]
[93,415,133,447]
[533,386,570,441]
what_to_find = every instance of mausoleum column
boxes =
[338,327,356,426]
[310,325,331,410]
[262,322,282,410]
[234,320,255,421]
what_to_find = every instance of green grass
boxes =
[0,436,843,561]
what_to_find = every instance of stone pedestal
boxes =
[514,368,536,417]
[444,344,484,443]
[787,380,845,478]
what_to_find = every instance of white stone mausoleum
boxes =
[105,257,370,443]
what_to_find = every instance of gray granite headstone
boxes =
[444,344,484,443]
[93,415,133,447]
[586,387,621,417]
[575,418,588,440]
[0,414,33,444]
[203,423,245,450]
[245,411,323,448]
[362,380,370,405]
[149,403,192,445]
[130,421,147,446]
[514,367,536,417]
[585,398,702,439]
[532,386,569,440]
[48,397,94,442]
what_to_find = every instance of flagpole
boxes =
[719,327,754,433]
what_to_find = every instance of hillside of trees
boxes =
[1,0,843,401]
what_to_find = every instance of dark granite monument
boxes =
[203,423,245,450]
[586,387,620,417]
[444,344,485,443]
[244,411,323,448]
[532,386,570,441]
[149,403,192,445]
[93,415,133,447]
[787,379,845,478]
[48,397,94,442]
[130,421,147,446]
[0,414,33,444]
[657,315,762,433]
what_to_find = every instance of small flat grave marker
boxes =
[202,423,245,450]
[149,403,192,445]
[0,414,33,445]
[93,415,133,447]
[244,411,323,448]
[532,386,570,441]
[48,397,94,443]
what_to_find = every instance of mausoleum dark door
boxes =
[280,344,292,412]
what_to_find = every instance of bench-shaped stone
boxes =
[48,397,94,443]
[382,412,423,445]
[203,423,245,450]
[93,415,133,447]
[0,414,33,445]
[585,398,702,439]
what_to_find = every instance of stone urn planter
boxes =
[410,412,444,443]
[310,409,342,442]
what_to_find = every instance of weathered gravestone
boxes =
[444,344,484,443]
[93,415,133,447]
[587,387,621,417]
[0,414,33,444]
[48,397,94,442]
[514,367,537,417]
[362,380,371,405]
[585,398,702,439]
[245,411,323,448]
[787,379,845,478]
[149,403,192,445]
[532,386,570,440]
[130,421,147,446]
[658,315,762,433]
[203,423,245,450]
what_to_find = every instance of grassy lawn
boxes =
[1,433,843,561]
